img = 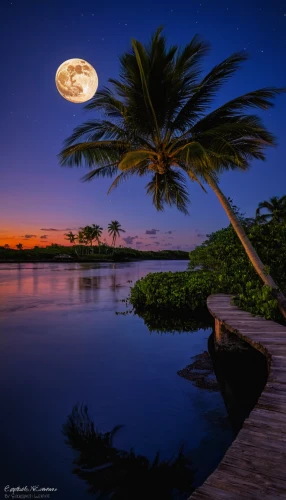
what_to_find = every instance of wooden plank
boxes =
[190,483,250,499]
[222,453,286,481]
[227,440,286,462]
[205,470,284,498]
[249,406,286,423]
[190,294,286,499]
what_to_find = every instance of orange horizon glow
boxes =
[0,228,197,252]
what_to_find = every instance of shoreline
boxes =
[0,257,189,264]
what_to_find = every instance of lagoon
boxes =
[0,261,233,499]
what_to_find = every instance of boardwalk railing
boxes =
[190,293,286,500]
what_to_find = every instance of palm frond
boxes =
[145,170,190,214]
[191,88,286,135]
[118,150,153,171]
[84,87,127,117]
[59,141,127,167]
[80,163,119,182]
[176,162,208,193]
[107,162,150,193]
[171,52,248,132]
[132,39,161,143]
[63,121,130,148]
[107,168,140,193]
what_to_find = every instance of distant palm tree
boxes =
[77,230,87,245]
[16,243,23,250]
[80,225,103,250]
[256,195,286,224]
[108,220,126,247]
[64,231,77,245]
[92,224,103,252]
[4,244,10,249]
[59,27,286,317]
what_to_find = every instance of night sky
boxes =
[1,0,285,250]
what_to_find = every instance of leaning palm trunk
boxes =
[206,175,286,319]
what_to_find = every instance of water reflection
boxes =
[63,404,194,499]
[209,335,268,435]
[133,307,213,334]
[0,262,143,313]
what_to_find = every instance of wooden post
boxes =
[215,318,222,344]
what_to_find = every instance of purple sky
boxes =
[1,0,285,249]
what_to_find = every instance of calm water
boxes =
[0,261,233,499]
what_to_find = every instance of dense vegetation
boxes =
[130,202,286,323]
[0,244,189,262]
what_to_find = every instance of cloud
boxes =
[136,241,142,245]
[164,230,175,234]
[154,241,160,245]
[146,229,159,235]
[168,236,174,239]
[22,234,37,239]
[150,236,157,239]
[40,235,48,239]
[122,235,138,245]
[40,227,75,232]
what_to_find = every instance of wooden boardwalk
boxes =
[190,293,286,500]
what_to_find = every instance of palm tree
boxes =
[108,220,126,247]
[77,230,87,245]
[64,231,77,245]
[80,224,103,250]
[92,224,103,252]
[16,243,23,250]
[59,28,286,317]
[4,244,10,249]
[256,195,286,224]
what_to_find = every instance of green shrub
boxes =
[189,220,286,322]
[130,219,286,323]
[130,270,226,311]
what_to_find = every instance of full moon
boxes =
[55,58,98,103]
